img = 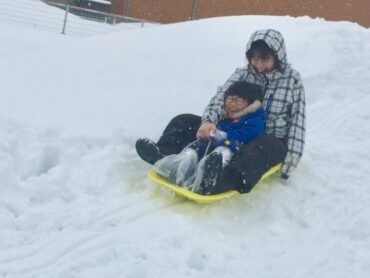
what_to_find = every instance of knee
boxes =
[169,114,201,128]
[172,114,201,122]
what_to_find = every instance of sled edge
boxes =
[147,163,282,204]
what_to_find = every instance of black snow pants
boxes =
[157,114,287,193]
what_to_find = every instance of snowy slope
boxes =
[1,2,370,277]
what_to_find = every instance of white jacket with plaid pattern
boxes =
[202,29,306,178]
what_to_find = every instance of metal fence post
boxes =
[61,4,70,34]
[124,0,132,17]
[191,0,199,20]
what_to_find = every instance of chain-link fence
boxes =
[0,0,160,37]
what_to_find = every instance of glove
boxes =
[210,130,227,143]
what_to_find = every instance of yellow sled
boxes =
[147,163,282,204]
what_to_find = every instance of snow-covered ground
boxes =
[1,1,370,277]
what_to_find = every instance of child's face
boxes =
[224,96,249,118]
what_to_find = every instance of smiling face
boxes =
[246,40,279,73]
[224,96,249,119]
[250,54,276,73]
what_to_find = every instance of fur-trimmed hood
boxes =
[225,100,262,119]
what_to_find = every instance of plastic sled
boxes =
[147,163,282,204]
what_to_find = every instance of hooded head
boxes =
[245,29,288,71]
[223,81,263,119]
[224,81,263,103]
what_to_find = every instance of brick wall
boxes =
[110,0,370,28]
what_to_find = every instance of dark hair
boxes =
[224,81,263,103]
[246,40,278,67]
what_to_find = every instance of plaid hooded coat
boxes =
[202,29,306,178]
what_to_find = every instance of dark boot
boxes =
[201,152,223,195]
[135,138,164,165]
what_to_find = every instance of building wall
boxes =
[109,0,370,27]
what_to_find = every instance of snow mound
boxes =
[0,9,370,278]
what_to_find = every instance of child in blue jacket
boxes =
[153,81,266,194]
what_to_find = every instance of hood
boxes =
[225,100,262,119]
[246,29,288,70]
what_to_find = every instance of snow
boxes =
[1,1,370,277]
[86,0,111,5]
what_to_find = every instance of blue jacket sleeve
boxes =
[229,118,264,142]
[218,112,266,152]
